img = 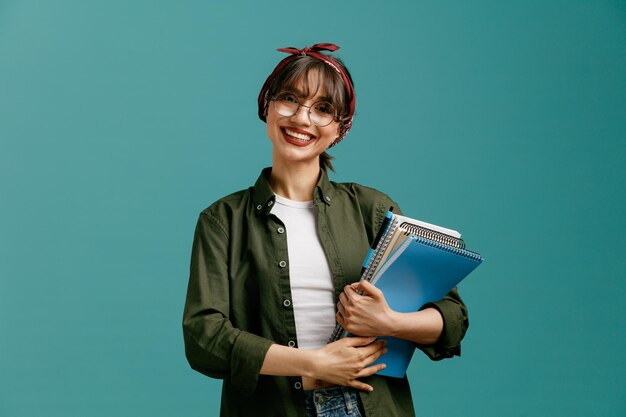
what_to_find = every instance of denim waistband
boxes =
[304,386,363,417]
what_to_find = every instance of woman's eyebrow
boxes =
[282,87,332,102]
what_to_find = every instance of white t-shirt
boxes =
[270,194,336,350]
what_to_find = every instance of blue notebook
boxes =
[328,211,483,378]
[370,234,482,377]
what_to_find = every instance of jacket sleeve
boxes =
[417,287,468,360]
[182,212,274,395]
[378,199,469,361]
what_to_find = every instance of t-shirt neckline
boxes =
[273,193,315,209]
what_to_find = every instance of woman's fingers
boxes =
[356,362,387,379]
[358,339,387,360]
[320,337,387,390]
[338,292,353,313]
[342,284,361,303]
[338,336,386,360]
[353,345,388,381]
[362,342,387,366]
[348,380,374,392]
[355,280,383,299]
[340,336,377,347]
[336,300,346,319]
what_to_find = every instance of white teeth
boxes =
[285,128,314,141]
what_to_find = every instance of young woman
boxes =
[183,43,468,417]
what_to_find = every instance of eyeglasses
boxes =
[270,92,338,127]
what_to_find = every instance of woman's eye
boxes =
[279,94,298,103]
[314,103,333,114]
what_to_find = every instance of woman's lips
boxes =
[281,127,317,147]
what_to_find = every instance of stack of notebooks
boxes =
[328,209,483,378]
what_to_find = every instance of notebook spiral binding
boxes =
[363,219,399,282]
[410,235,483,262]
[400,222,465,249]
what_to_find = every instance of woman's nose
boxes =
[290,105,312,126]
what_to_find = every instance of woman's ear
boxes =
[263,99,269,119]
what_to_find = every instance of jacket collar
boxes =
[252,167,335,215]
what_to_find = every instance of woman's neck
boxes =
[269,159,320,201]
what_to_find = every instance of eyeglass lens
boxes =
[273,93,335,127]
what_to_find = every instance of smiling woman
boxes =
[182,43,468,417]
[265,69,343,171]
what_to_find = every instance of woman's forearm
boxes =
[388,307,444,345]
[259,344,316,377]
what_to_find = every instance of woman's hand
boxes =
[336,280,396,337]
[310,336,387,392]
[261,336,385,391]
[336,280,446,346]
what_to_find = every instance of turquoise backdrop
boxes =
[1,1,625,416]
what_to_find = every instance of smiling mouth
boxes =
[283,128,316,142]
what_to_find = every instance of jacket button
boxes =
[325,196,331,202]
[288,340,296,347]
[283,299,291,307]
[277,227,285,234]
[294,381,302,389]
[268,200,273,207]
[256,205,262,210]
[279,260,287,268]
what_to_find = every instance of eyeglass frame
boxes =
[269,93,347,127]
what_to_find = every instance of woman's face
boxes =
[266,70,341,168]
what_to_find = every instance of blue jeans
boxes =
[304,386,365,417]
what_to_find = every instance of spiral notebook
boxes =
[328,210,483,378]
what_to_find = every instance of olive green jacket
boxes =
[183,168,468,416]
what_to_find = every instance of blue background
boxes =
[1,1,625,416]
